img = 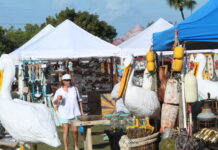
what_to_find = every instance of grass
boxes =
[37,125,111,150]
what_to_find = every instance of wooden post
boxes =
[33,144,37,150]
[86,127,92,150]
[110,57,114,88]
[83,126,92,150]
[83,127,88,150]
[179,90,184,129]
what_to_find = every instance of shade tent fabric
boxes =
[10,24,55,58]
[19,19,120,60]
[153,0,218,51]
[119,18,173,56]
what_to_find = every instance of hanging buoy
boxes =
[164,79,180,104]
[174,46,184,59]
[147,62,155,72]
[146,50,156,72]
[172,59,183,72]
[184,71,198,103]
[146,51,155,62]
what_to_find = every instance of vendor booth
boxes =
[4,20,124,150]
[152,0,218,149]
[1,0,218,149]
[9,19,122,114]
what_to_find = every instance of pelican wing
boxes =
[0,100,60,147]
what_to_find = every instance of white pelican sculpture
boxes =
[118,55,160,129]
[194,54,218,99]
[0,54,60,148]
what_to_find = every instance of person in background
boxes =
[53,74,84,150]
[111,76,129,114]
[11,84,20,99]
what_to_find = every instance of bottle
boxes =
[79,126,85,135]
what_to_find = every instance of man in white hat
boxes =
[53,74,83,150]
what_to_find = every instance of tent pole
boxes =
[181,73,187,129]
[110,57,114,88]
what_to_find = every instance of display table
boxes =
[0,135,17,148]
[71,120,110,150]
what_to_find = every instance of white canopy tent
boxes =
[10,24,55,58]
[18,19,121,60]
[119,18,173,56]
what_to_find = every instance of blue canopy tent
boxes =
[153,0,218,51]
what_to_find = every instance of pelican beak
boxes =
[118,64,132,98]
[193,62,199,77]
[0,70,4,92]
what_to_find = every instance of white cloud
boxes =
[52,0,72,9]
[91,0,131,22]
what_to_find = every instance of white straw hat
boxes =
[62,74,71,80]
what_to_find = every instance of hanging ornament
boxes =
[207,54,214,80]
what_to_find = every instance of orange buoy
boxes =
[174,46,184,59]
[172,59,183,72]
[146,51,155,62]
[147,62,155,72]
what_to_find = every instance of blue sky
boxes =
[0,0,208,37]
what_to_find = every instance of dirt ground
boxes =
[37,125,111,150]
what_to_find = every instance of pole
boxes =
[181,74,187,129]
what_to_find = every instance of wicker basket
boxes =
[119,132,159,150]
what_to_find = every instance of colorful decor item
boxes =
[101,93,116,115]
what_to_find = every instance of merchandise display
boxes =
[214,54,218,77]
[194,54,218,99]
[3,0,218,149]
[19,58,117,103]
[194,128,218,143]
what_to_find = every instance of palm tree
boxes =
[167,0,197,20]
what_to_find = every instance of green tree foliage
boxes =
[0,8,117,54]
[0,27,14,54]
[167,0,197,20]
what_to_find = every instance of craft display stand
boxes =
[71,120,110,150]
[72,57,116,94]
